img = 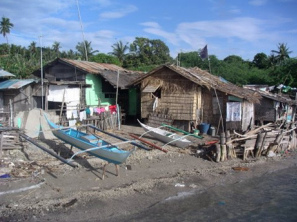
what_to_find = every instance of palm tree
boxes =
[28,41,37,59]
[110,40,129,64]
[0,17,14,44]
[75,40,98,61]
[52,41,61,58]
[271,43,292,65]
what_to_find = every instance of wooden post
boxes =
[215,143,221,162]
[255,132,266,157]
[9,99,13,127]
[59,89,66,125]
[291,130,296,150]
[220,132,226,161]
[0,132,3,158]
[274,132,283,153]
[225,130,233,159]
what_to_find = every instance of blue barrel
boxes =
[198,123,210,134]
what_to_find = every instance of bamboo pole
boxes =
[19,133,77,168]
[220,132,226,161]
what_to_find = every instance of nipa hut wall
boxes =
[254,98,275,122]
[202,89,228,129]
[140,69,200,121]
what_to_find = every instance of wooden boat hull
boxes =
[45,117,132,165]
[137,120,192,148]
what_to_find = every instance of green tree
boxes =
[110,40,129,64]
[252,53,268,69]
[271,43,292,65]
[90,53,121,65]
[52,41,61,58]
[223,55,244,64]
[0,17,14,44]
[76,40,98,61]
[124,37,172,70]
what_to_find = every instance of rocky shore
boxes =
[1,124,297,221]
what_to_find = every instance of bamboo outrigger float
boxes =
[161,124,204,139]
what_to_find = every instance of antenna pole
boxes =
[39,35,44,110]
[76,0,88,61]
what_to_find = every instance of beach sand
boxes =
[1,124,297,221]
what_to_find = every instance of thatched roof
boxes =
[130,64,261,103]
[244,86,297,105]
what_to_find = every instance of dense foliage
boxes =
[0,16,296,88]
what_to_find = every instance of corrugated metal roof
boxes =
[0,68,15,77]
[33,58,144,89]
[0,79,36,90]
[59,59,142,89]
[60,58,142,74]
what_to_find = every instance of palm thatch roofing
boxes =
[244,86,297,105]
[130,64,261,104]
[33,58,143,89]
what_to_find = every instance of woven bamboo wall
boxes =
[140,69,201,121]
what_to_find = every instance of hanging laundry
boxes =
[109,105,117,114]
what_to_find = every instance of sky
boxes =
[1,0,297,61]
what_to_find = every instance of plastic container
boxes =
[209,126,216,136]
[198,123,210,134]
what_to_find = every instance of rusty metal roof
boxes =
[0,68,15,78]
[0,79,36,90]
[60,58,140,74]
[36,58,143,89]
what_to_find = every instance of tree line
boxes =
[0,16,296,90]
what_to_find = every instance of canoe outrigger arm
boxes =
[67,140,135,162]
[87,125,151,151]
[161,134,192,148]
[19,133,77,168]
[139,125,166,139]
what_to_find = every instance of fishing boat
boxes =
[137,120,192,148]
[45,115,132,165]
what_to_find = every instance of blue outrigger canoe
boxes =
[45,116,132,165]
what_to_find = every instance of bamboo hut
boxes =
[244,85,297,124]
[130,65,261,133]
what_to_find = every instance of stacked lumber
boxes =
[83,112,119,131]
[215,122,297,162]
[0,127,26,158]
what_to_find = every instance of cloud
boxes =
[99,5,138,19]
[176,17,267,48]
[140,22,179,45]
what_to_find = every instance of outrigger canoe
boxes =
[45,115,132,165]
[137,120,192,148]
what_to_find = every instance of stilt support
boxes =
[102,163,119,180]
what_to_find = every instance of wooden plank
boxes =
[0,132,3,158]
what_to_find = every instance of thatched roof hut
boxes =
[130,65,261,132]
